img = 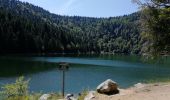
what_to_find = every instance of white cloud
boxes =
[58,0,78,14]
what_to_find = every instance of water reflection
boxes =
[0,57,58,77]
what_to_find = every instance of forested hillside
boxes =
[0,0,141,54]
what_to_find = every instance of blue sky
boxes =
[19,0,139,17]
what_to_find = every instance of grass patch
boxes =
[0,76,63,100]
[142,78,170,84]
[46,93,63,100]
[0,76,91,100]
[78,90,88,100]
[0,93,63,100]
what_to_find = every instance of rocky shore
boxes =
[40,79,170,100]
[85,80,170,100]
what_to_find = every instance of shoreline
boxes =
[88,82,170,100]
[1,80,170,100]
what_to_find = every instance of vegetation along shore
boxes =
[0,0,169,100]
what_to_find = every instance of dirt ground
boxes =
[91,83,170,100]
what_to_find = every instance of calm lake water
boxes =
[0,54,170,94]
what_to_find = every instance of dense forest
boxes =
[134,0,170,58]
[0,0,141,54]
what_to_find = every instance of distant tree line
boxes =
[0,0,142,54]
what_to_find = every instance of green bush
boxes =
[0,76,70,100]
[1,76,30,98]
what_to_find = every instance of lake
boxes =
[0,54,170,94]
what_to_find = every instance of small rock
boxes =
[84,91,95,100]
[65,94,76,100]
[66,94,74,98]
[134,83,145,88]
[39,94,51,100]
[97,79,119,95]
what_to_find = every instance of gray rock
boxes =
[134,83,145,88]
[65,94,77,100]
[97,79,119,95]
[39,94,51,100]
[84,91,95,100]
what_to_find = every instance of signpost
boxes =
[59,62,69,98]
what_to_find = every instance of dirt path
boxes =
[91,83,170,100]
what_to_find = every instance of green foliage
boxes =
[78,90,88,100]
[5,96,29,100]
[143,77,170,84]
[28,93,42,100]
[134,0,170,58]
[0,76,62,100]
[0,0,141,54]
[1,76,30,98]
[47,93,63,100]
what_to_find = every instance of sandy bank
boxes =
[91,82,170,100]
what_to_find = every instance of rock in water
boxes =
[97,79,119,95]
[39,94,51,100]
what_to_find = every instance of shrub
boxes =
[1,76,30,98]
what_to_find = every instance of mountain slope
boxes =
[0,0,141,54]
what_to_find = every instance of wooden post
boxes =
[59,62,69,98]
[62,70,65,98]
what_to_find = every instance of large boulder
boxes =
[97,79,119,95]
